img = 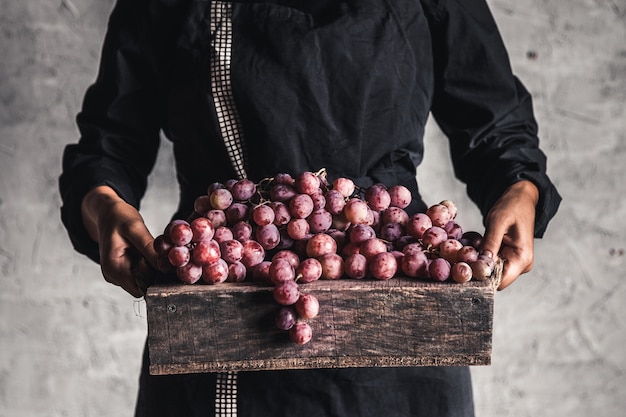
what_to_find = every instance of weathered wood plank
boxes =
[146,267,500,375]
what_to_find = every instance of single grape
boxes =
[226,261,247,283]
[207,182,225,195]
[333,177,355,198]
[274,172,295,185]
[193,195,213,216]
[439,239,463,263]
[168,220,193,246]
[295,293,320,319]
[224,178,237,189]
[439,200,458,220]
[456,245,479,264]
[190,217,215,242]
[324,189,346,215]
[327,229,347,254]
[256,223,281,250]
[231,178,256,201]
[471,255,495,281]
[287,218,311,240]
[451,261,472,283]
[401,249,429,278]
[331,211,351,232]
[213,226,234,243]
[461,231,483,250]
[319,253,345,280]
[393,235,417,251]
[167,245,190,267]
[443,221,463,240]
[251,204,275,226]
[294,171,321,195]
[421,226,448,248]
[388,185,412,209]
[273,280,300,306]
[232,221,253,242]
[359,238,388,260]
[406,213,432,239]
[192,239,221,266]
[428,257,451,282]
[369,251,398,280]
[296,257,323,283]
[349,224,376,244]
[272,250,301,270]
[219,239,244,263]
[205,209,227,229]
[307,209,333,233]
[241,240,265,269]
[225,202,249,225]
[379,222,404,243]
[289,321,313,345]
[289,194,315,219]
[210,188,234,210]
[202,258,229,284]
[306,233,337,258]
[344,253,368,279]
[343,198,370,224]
[270,183,297,202]
[176,261,202,284]
[269,258,296,284]
[275,306,297,331]
[380,207,409,226]
[365,183,391,211]
[251,260,272,282]
[426,204,451,227]
[269,201,291,226]
[153,234,172,256]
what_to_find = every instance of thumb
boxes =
[480,221,505,261]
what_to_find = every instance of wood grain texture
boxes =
[146,264,501,375]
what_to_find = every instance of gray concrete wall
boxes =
[1,0,624,416]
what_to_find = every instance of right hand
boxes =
[81,186,158,298]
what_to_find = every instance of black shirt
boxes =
[59,0,561,416]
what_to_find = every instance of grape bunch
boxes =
[153,169,497,344]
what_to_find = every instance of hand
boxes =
[480,180,539,290]
[81,186,158,297]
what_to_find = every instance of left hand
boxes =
[480,180,539,290]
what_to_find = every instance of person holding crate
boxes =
[60,0,561,416]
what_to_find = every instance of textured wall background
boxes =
[1,0,624,416]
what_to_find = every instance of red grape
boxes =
[295,293,319,319]
[324,189,346,215]
[294,171,321,195]
[225,202,249,225]
[168,220,193,246]
[388,185,412,209]
[226,261,247,283]
[365,183,391,211]
[192,239,221,266]
[241,240,265,268]
[190,217,215,242]
[176,261,202,284]
[269,258,296,284]
[421,226,448,248]
[451,261,472,283]
[307,209,333,233]
[295,258,323,283]
[273,280,300,305]
[270,183,297,202]
[219,239,244,263]
[333,177,355,198]
[287,218,310,240]
[232,221,253,242]
[202,258,229,284]
[289,321,312,345]
[319,253,344,280]
[359,238,388,260]
[369,251,398,280]
[193,195,213,216]
[210,188,233,210]
[344,198,370,224]
[426,204,451,227]
[289,194,315,219]
[168,245,190,267]
[231,178,256,201]
[269,201,291,226]
[213,226,234,243]
[272,250,300,269]
[349,224,376,244]
[306,233,337,258]
[381,207,409,226]
[401,249,428,278]
[275,306,297,331]
[255,223,281,250]
[344,253,368,279]
[251,204,275,226]
[205,209,227,228]
[429,257,451,282]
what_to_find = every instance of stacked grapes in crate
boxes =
[153,169,497,344]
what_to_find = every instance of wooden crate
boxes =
[146,261,501,375]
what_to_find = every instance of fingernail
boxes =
[481,249,494,259]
